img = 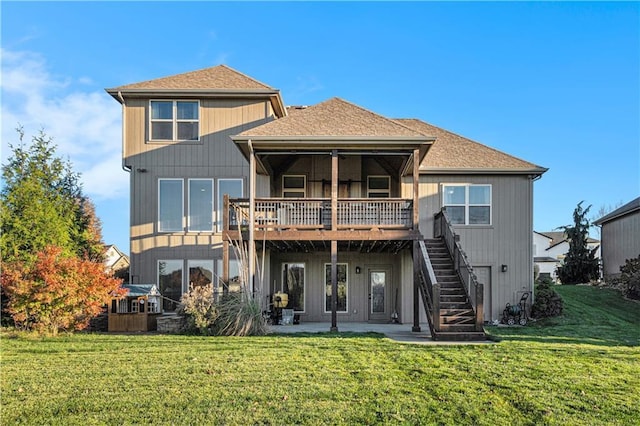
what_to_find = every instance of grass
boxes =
[2,286,639,425]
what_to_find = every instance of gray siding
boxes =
[124,98,275,286]
[269,251,406,323]
[601,211,640,278]
[405,174,536,321]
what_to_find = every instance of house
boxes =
[533,231,559,281]
[104,244,130,277]
[533,231,600,282]
[594,197,640,280]
[106,65,547,340]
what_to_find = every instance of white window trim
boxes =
[282,175,306,198]
[282,263,306,313]
[367,175,391,198]
[442,184,492,226]
[324,263,348,314]
[188,178,214,232]
[149,100,200,142]
[158,178,184,232]
[217,178,244,232]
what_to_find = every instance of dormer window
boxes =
[150,100,199,141]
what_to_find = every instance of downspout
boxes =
[118,91,132,286]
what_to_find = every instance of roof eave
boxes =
[105,88,282,102]
[419,167,548,176]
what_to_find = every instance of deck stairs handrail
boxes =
[433,208,484,331]
[416,239,440,333]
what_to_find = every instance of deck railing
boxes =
[226,197,413,231]
[434,208,484,331]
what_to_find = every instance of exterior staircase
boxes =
[420,238,486,341]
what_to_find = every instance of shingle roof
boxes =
[108,64,275,91]
[594,197,640,225]
[235,98,428,139]
[396,118,547,173]
[539,231,599,249]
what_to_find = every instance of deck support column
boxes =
[412,149,421,332]
[330,150,338,332]
[248,140,256,295]
[222,194,229,300]
[412,240,421,332]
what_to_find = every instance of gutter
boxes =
[118,91,131,173]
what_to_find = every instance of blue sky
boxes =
[2,1,638,254]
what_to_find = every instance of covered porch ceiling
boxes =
[257,238,413,254]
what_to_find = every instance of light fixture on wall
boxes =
[355,266,361,274]
[501,264,508,273]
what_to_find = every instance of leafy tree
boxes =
[556,201,600,284]
[1,127,103,262]
[1,127,119,331]
[1,245,124,334]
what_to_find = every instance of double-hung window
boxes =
[282,175,306,198]
[367,176,390,198]
[150,100,199,141]
[158,179,183,232]
[442,184,491,225]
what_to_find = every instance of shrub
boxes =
[614,256,640,301]
[1,245,123,335]
[212,292,267,337]
[532,279,564,319]
[179,283,217,335]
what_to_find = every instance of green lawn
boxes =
[2,286,639,425]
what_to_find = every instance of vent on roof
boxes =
[286,105,308,110]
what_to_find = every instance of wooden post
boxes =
[222,194,230,299]
[475,283,484,331]
[330,150,338,332]
[413,148,420,231]
[412,240,421,332]
[433,283,440,332]
[248,141,256,295]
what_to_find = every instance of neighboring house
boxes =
[106,65,546,340]
[104,244,130,276]
[594,197,640,280]
[533,231,600,282]
[533,231,559,281]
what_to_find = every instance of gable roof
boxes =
[105,65,286,117]
[396,119,547,175]
[594,197,640,225]
[539,231,599,250]
[234,97,430,141]
[108,64,274,91]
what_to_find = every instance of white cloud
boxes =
[1,48,126,200]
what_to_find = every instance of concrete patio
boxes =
[267,322,492,345]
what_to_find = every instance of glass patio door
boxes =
[368,269,389,322]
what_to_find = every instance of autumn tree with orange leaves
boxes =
[1,128,123,332]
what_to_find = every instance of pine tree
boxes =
[556,201,600,284]
[1,127,103,262]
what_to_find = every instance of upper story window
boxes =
[443,184,491,225]
[367,176,390,198]
[283,175,306,198]
[188,179,213,232]
[150,100,199,141]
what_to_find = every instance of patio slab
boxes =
[267,322,493,345]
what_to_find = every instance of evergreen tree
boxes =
[0,127,104,262]
[556,201,600,284]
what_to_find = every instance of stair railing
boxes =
[416,239,440,333]
[433,208,484,331]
